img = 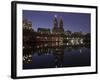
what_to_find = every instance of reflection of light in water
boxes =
[23,54,32,64]
[28,59,31,62]
[29,54,32,57]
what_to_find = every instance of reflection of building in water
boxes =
[23,54,32,64]
[23,49,32,64]
[23,42,85,67]
[52,47,64,67]
[23,43,64,67]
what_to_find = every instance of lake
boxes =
[23,42,90,69]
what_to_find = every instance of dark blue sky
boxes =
[23,10,91,33]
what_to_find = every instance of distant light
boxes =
[54,14,57,18]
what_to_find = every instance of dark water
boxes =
[23,43,90,69]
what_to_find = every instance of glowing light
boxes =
[54,14,57,18]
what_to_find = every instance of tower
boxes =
[59,17,64,32]
[52,15,58,33]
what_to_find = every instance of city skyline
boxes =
[23,10,91,33]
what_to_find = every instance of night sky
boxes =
[23,10,91,33]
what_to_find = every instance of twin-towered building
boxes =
[52,15,64,34]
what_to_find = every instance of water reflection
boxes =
[23,42,90,69]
